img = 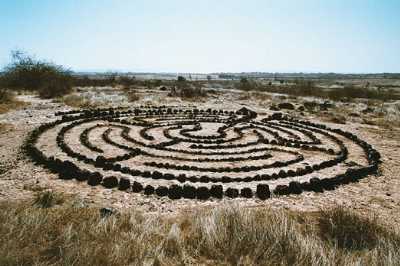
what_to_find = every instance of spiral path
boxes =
[24,106,381,200]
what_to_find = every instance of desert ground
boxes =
[1,80,399,227]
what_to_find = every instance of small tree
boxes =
[177,76,186,82]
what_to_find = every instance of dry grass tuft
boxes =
[126,90,140,102]
[169,86,207,101]
[33,190,66,208]
[62,94,98,109]
[0,123,13,134]
[362,117,400,129]
[0,199,399,266]
[0,89,27,114]
[323,114,347,124]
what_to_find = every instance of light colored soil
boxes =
[0,88,399,227]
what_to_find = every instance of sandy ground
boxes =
[1,88,400,227]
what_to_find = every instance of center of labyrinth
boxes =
[25,106,381,200]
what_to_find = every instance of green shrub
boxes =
[1,50,73,98]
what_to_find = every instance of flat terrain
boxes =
[1,86,399,227]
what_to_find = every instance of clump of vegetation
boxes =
[238,92,251,101]
[0,89,14,103]
[62,94,97,109]
[169,84,207,100]
[126,90,140,102]
[244,78,400,102]
[73,74,118,87]
[0,89,26,114]
[1,50,73,98]
[326,115,347,124]
[33,190,65,208]
[179,87,207,99]
[235,77,258,91]
[0,200,399,265]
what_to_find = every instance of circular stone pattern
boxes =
[24,106,381,200]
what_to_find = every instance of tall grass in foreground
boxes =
[0,192,399,266]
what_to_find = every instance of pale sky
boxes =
[1,0,399,73]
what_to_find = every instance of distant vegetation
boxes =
[256,79,400,101]
[0,193,399,265]
[1,50,398,103]
[177,75,186,82]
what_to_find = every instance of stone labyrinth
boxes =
[25,106,381,200]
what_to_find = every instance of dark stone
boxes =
[200,176,210,183]
[288,181,302,194]
[102,176,119,188]
[256,184,270,200]
[132,181,143,193]
[300,181,312,191]
[320,178,335,190]
[278,170,287,178]
[87,172,102,186]
[221,176,232,183]
[274,185,290,195]
[144,185,155,195]
[118,177,130,190]
[95,156,106,167]
[210,185,223,199]
[196,186,210,200]
[278,102,295,110]
[225,188,239,198]
[177,174,186,183]
[99,207,114,218]
[168,184,182,200]
[155,186,168,197]
[240,187,253,198]
[309,177,323,192]
[182,185,196,199]
[76,170,90,181]
[152,171,163,179]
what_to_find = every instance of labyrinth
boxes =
[24,106,381,200]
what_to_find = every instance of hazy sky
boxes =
[1,0,399,73]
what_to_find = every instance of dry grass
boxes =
[0,89,27,114]
[126,90,140,102]
[325,115,347,124]
[1,192,399,266]
[0,123,12,134]
[62,94,98,109]
[252,92,272,103]
[238,92,251,101]
[33,190,66,208]
[317,206,399,250]
[169,86,207,101]
[362,117,400,129]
